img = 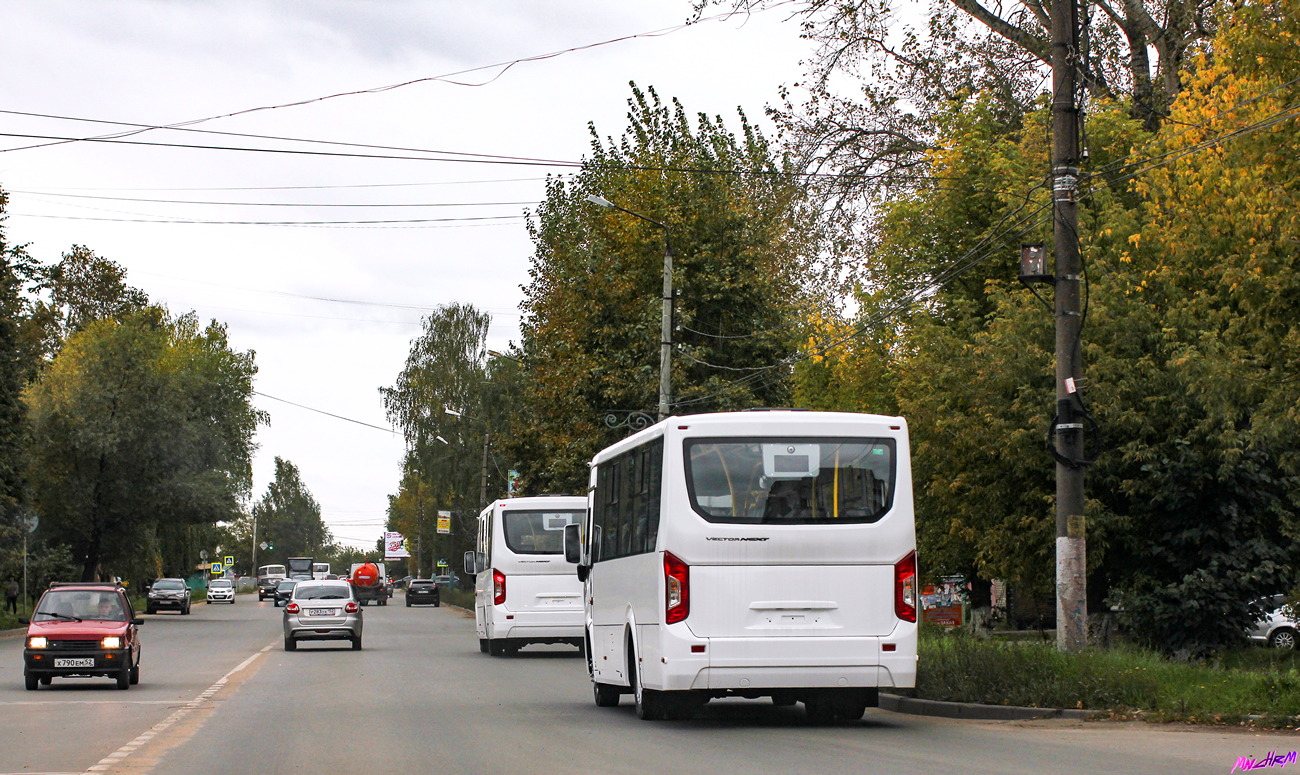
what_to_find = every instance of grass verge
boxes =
[917,628,1300,727]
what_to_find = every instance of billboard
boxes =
[384,531,410,559]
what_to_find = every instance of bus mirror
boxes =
[463,550,477,575]
[564,524,581,564]
[576,564,589,582]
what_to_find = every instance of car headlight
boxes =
[28,636,47,649]
[101,636,122,649]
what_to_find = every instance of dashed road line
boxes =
[83,642,274,774]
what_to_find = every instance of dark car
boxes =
[273,578,298,607]
[146,578,192,615]
[405,579,441,607]
[257,575,285,601]
[21,582,143,690]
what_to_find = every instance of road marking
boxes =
[83,641,276,774]
[3,701,182,706]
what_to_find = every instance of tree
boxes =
[381,303,497,571]
[25,307,261,581]
[514,84,819,493]
[29,245,149,362]
[252,457,331,562]
[1082,0,1300,655]
[0,187,38,519]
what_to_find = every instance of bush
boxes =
[917,628,1300,724]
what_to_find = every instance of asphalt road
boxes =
[0,593,1286,775]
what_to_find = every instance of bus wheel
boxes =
[629,643,666,720]
[593,681,621,707]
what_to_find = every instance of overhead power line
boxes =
[254,391,396,434]
[0,6,782,154]
[10,189,540,208]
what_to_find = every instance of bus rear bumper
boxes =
[496,609,585,641]
[651,629,918,692]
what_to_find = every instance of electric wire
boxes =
[254,391,396,434]
[0,6,781,155]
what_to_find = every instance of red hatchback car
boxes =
[21,582,142,690]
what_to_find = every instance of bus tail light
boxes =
[894,551,917,623]
[493,568,506,606]
[664,552,690,624]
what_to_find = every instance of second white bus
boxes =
[565,410,918,720]
[464,495,587,656]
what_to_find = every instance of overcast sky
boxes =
[0,1,815,550]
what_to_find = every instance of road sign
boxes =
[200,550,209,560]
[259,542,268,551]
[224,555,234,568]
[210,562,224,575]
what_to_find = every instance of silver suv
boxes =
[283,580,363,651]
[1247,595,1298,650]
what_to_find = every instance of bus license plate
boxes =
[54,658,95,668]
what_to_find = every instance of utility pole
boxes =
[656,236,674,421]
[585,194,674,420]
[1051,0,1087,651]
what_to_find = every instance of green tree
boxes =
[24,308,261,581]
[515,84,818,493]
[252,457,331,562]
[381,303,497,571]
[0,187,37,518]
[29,245,149,362]
[1082,0,1300,654]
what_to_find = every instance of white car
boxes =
[206,578,236,604]
[1247,595,1297,649]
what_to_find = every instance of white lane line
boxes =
[83,642,276,774]
[3,701,183,706]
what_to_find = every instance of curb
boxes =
[880,693,1094,721]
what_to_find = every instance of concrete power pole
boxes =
[1051,0,1088,651]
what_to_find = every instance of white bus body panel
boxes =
[586,411,918,697]
[475,496,587,647]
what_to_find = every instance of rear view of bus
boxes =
[576,410,917,721]
[465,495,587,656]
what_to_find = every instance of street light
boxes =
[585,193,674,421]
[444,408,490,508]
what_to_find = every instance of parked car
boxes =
[282,579,363,650]
[433,573,458,590]
[405,579,441,607]
[1247,594,1298,650]
[206,578,235,604]
[146,578,192,615]
[273,578,298,607]
[20,582,142,690]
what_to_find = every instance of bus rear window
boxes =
[502,510,584,554]
[685,438,895,524]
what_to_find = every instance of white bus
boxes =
[464,495,587,656]
[564,410,918,721]
[312,562,330,580]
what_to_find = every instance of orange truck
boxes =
[348,561,390,606]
